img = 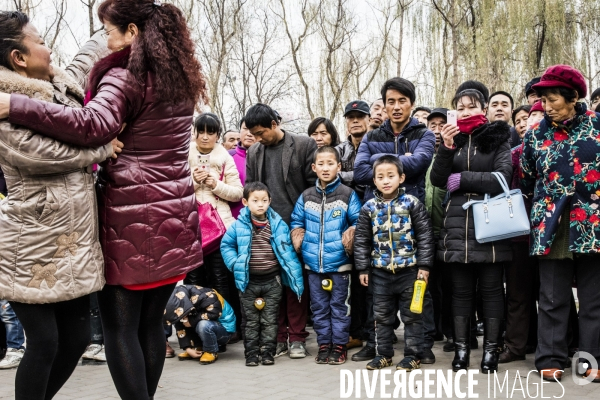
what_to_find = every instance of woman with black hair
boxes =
[0,11,117,399]
[186,112,243,343]
[308,117,340,148]
[0,1,208,398]
[430,88,512,374]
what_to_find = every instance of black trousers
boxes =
[349,269,367,340]
[90,292,103,345]
[11,296,90,400]
[239,276,282,357]
[185,250,242,333]
[504,241,539,356]
[449,262,504,319]
[372,268,424,359]
[536,255,600,370]
[429,258,453,339]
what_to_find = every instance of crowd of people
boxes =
[1,0,600,399]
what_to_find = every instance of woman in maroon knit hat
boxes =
[521,64,600,383]
[0,0,208,398]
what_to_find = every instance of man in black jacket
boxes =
[245,103,317,359]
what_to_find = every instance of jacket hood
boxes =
[315,176,341,194]
[0,65,83,102]
[453,120,511,154]
[379,117,425,137]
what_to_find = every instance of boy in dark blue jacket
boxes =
[290,146,362,365]
[221,182,304,367]
[354,155,435,371]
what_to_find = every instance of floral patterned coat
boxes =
[520,103,600,256]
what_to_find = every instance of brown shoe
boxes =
[584,369,600,383]
[165,342,175,358]
[346,337,363,350]
[498,347,525,364]
[539,368,563,382]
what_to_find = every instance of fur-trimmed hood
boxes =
[0,65,83,103]
[454,120,511,154]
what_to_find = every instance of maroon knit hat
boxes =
[532,65,587,98]
[529,100,544,116]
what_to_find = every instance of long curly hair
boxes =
[98,0,208,105]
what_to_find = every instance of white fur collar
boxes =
[0,65,83,102]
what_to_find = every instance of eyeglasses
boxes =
[101,27,119,39]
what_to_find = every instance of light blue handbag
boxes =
[462,172,530,243]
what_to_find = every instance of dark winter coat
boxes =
[290,177,362,273]
[430,121,513,264]
[335,137,366,201]
[521,104,600,255]
[354,188,435,274]
[354,118,435,203]
[8,49,202,286]
[164,285,236,349]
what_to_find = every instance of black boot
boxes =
[481,318,502,374]
[452,316,470,371]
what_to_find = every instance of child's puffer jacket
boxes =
[354,188,435,273]
[164,285,236,333]
[220,207,304,298]
[290,177,362,273]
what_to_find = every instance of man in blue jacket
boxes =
[354,78,435,202]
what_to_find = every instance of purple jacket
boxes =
[228,143,247,218]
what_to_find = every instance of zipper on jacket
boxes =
[443,233,448,263]
[442,198,451,263]
[319,189,326,273]
[387,202,396,273]
[465,135,472,264]
[492,243,495,263]
[395,135,399,155]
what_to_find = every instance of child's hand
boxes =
[417,269,429,284]
[185,348,203,359]
[359,274,369,287]
[290,228,305,253]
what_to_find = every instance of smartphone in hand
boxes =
[447,110,458,126]
[197,154,210,172]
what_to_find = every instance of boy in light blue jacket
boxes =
[221,182,303,367]
[290,146,362,365]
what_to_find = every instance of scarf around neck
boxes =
[457,114,488,135]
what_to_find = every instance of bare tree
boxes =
[79,0,102,37]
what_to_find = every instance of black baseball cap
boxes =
[427,108,448,121]
[525,77,541,96]
[344,100,370,117]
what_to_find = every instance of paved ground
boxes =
[1,327,599,399]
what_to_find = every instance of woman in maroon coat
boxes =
[0,1,207,398]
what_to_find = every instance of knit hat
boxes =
[529,100,544,116]
[532,65,587,98]
[525,77,541,96]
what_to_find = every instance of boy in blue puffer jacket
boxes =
[290,146,362,365]
[221,182,304,367]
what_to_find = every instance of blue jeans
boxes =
[0,300,25,349]
[308,271,351,345]
[195,320,230,353]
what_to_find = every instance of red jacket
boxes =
[9,67,203,285]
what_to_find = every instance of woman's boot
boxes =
[481,318,502,373]
[452,316,470,371]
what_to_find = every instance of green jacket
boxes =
[424,158,447,239]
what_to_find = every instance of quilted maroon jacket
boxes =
[8,67,203,286]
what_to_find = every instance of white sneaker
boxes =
[82,344,103,360]
[0,348,24,369]
[93,346,106,362]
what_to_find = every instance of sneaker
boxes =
[178,350,203,361]
[165,342,175,358]
[352,345,376,361]
[274,342,288,358]
[396,356,421,371]
[0,348,24,369]
[93,346,106,362]
[82,344,103,360]
[289,341,307,359]
[328,345,347,365]
[245,355,259,367]
[347,337,363,350]
[261,353,275,365]
[366,355,393,370]
[199,352,218,365]
[421,348,436,364]
[315,344,331,364]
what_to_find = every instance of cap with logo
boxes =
[344,100,370,117]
